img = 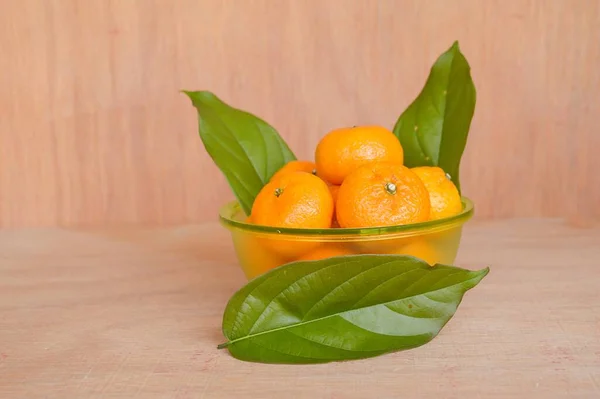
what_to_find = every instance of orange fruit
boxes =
[328,184,340,226]
[411,166,462,220]
[270,160,316,182]
[237,216,288,278]
[252,171,334,228]
[395,239,440,266]
[336,162,431,228]
[296,244,354,261]
[250,171,334,257]
[352,236,412,255]
[388,227,463,266]
[233,233,287,279]
[315,125,404,185]
[328,184,340,203]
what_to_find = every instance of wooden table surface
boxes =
[1,219,599,398]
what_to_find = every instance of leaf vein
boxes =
[244,258,365,335]
[412,95,430,162]
[301,259,403,321]
[286,328,388,354]
[351,267,423,309]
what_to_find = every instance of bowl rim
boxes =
[219,196,474,239]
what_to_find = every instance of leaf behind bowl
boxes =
[219,254,489,364]
[392,41,476,192]
[184,91,296,215]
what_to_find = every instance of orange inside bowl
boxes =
[220,197,474,280]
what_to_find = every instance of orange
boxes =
[328,184,340,203]
[315,125,404,185]
[238,216,288,278]
[328,184,340,226]
[296,244,354,261]
[387,228,463,266]
[411,166,462,220]
[233,233,287,279]
[395,239,440,266]
[336,162,431,228]
[270,160,316,182]
[351,236,412,255]
[252,171,333,228]
[250,171,334,257]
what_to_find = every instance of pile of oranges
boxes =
[249,125,462,229]
[240,125,463,274]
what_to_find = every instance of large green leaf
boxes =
[183,91,296,215]
[219,254,488,364]
[392,41,476,192]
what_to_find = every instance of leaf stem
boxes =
[217,342,231,349]
[385,182,397,195]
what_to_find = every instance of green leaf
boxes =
[392,41,476,192]
[219,254,489,364]
[183,91,296,215]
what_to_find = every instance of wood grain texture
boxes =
[1,0,600,227]
[0,220,599,398]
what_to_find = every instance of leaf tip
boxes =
[472,266,490,284]
[181,90,200,107]
[180,90,194,101]
[180,90,220,106]
[452,40,460,50]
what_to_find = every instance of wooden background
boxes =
[1,0,599,228]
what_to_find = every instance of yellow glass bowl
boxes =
[220,197,474,280]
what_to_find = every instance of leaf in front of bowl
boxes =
[183,90,296,215]
[218,254,489,364]
[392,41,476,193]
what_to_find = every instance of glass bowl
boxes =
[220,197,474,280]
